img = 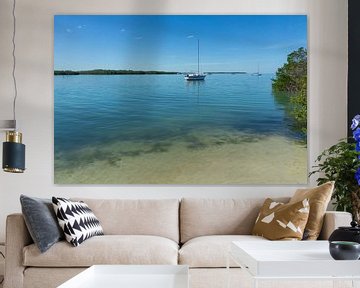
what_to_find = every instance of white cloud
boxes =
[66,28,72,33]
[135,36,143,40]
[187,35,194,39]
[120,28,126,32]
[77,25,86,29]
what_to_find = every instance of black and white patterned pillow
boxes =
[52,197,104,247]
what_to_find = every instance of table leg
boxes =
[252,278,258,288]
[352,279,360,288]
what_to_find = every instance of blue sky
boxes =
[54,15,307,73]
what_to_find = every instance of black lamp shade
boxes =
[2,131,25,173]
[3,142,25,173]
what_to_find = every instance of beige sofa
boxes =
[4,198,352,288]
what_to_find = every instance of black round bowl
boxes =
[329,241,360,260]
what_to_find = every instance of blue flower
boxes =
[353,128,360,142]
[351,115,360,186]
[352,115,360,130]
[356,168,360,186]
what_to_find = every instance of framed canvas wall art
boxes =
[54,15,308,184]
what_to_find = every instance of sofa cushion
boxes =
[72,198,179,243]
[23,235,178,267]
[20,195,64,253]
[252,198,310,240]
[180,198,289,243]
[290,181,334,240]
[179,235,267,268]
[24,268,86,288]
[52,197,104,247]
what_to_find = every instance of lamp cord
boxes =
[12,0,18,129]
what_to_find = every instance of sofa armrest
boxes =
[318,211,352,240]
[4,213,33,288]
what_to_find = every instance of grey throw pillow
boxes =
[20,195,64,253]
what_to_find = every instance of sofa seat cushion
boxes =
[23,235,178,267]
[179,235,267,268]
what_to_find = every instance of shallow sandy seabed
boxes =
[55,133,307,185]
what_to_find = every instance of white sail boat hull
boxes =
[185,73,206,81]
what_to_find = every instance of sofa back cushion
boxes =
[180,198,289,243]
[72,198,179,243]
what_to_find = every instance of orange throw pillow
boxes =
[289,181,334,240]
[252,198,310,240]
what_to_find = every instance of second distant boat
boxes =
[185,39,206,81]
[251,64,262,77]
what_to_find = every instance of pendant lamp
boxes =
[1,0,25,173]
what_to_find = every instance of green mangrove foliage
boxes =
[272,47,307,136]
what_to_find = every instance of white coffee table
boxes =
[57,265,189,288]
[228,241,360,288]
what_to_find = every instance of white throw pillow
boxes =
[52,197,103,246]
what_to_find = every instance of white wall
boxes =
[0,0,348,242]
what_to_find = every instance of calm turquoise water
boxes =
[54,74,299,154]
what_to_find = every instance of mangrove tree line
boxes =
[272,47,307,137]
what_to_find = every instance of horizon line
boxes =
[53,69,268,74]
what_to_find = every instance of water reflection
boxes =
[185,79,205,103]
[272,90,306,142]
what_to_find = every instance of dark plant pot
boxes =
[329,241,360,260]
[328,221,360,244]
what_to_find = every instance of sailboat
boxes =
[185,39,206,81]
[251,64,262,76]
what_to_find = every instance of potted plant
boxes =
[310,115,360,222]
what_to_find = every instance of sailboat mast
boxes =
[184,37,205,81]
[197,39,200,74]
